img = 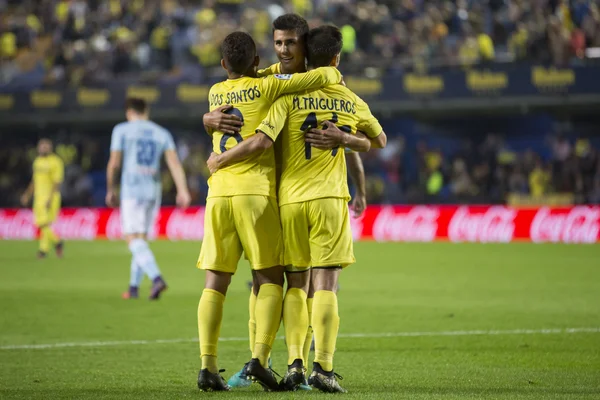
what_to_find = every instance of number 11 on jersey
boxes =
[301,112,350,160]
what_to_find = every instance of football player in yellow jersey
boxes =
[20,138,65,259]
[203,14,369,391]
[207,26,387,393]
[196,31,343,392]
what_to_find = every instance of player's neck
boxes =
[228,69,257,80]
[128,116,148,122]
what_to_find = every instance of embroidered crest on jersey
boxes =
[274,74,292,80]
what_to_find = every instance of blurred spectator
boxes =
[529,159,551,196]
[3,0,600,89]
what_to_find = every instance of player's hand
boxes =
[305,120,345,150]
[207,152,221,175]
[203,105,243,135]
[20,193,30,207]
[176,190,191,209]
[105,190,118,207]
[351,193,367,218]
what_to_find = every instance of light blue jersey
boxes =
[110,120,175,201]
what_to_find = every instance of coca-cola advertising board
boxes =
[1,206,599,243]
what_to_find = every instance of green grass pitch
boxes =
[0,240,599,399]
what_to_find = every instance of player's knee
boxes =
[126,233,146,244]
[311,267,341,292]
[128,237,147,252]
[285,270,310,292]
[204,270,232,295]
[255,265,285,287]
[251,270,260,295]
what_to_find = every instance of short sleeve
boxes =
[261,67,342,102]
[110,125,124,152]
[355,96,383,139]
[256,96,290,141]
[257,63,280,77]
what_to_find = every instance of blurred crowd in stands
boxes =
[363,132,600,205]
[2,0,600,89]
[2,126,599,208]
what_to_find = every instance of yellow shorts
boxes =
[33,196,61,227]
[280,197,354,270]
[198,195,283,274]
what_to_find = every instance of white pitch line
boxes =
[1,327,598,351]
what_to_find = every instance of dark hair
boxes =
[125,97,148,114]
[221,31,257,74]
[273,13,309,39]
[306,25,343,68]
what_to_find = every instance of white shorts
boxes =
[120,198,160,236]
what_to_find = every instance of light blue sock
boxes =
[129,258,144,287]
[128,239,161,281]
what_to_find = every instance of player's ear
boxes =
[254,55,260,67]
[220,59,227,71]
[332,53,340,68]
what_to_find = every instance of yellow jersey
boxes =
[207,66,342,199]
[257,85,383,206]
[257,62,281,77]
[32,154,64,204]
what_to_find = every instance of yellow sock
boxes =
[248,290,257,353]
[39,227,51,253]
[283,288,308,365]
[312,290,339,372]
[302,297,314,366]
[40,226,59,253]
[46,226,59,243]
[198,289,225,373]
[252,283,283,367]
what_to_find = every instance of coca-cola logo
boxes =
[448,206,516,243]
[372,206,439,242]
[166,208,205,240]
[54,209,99,240]
[0,209,36,239]
[530,206,600,243]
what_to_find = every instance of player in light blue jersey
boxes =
[106,97,191,300]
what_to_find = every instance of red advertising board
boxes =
[1,205,599,243]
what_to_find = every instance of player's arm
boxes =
[207,98,287,174]
[20,179,34,206]
[106,150,122,207]
[207,132,275,174]
[203,104,243,135]
[106,126,123,207]
[346,152,367,218]
[355,97,387,149]
[305,121,371,152]
[265,67,343,100]
[47,158,64,209]
[164,149,191,208]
